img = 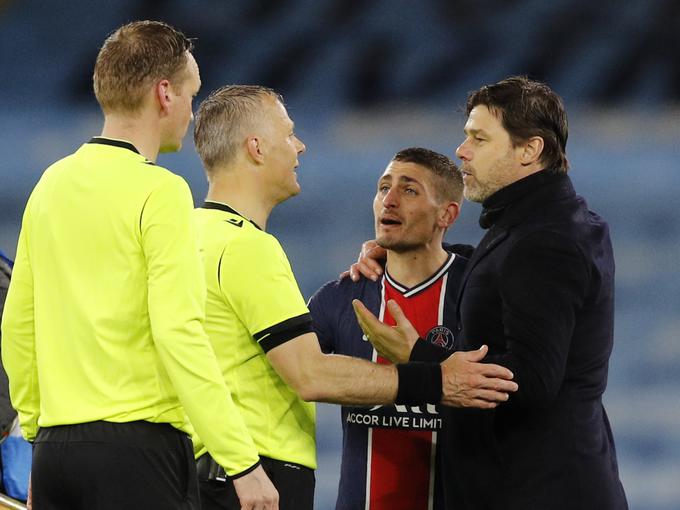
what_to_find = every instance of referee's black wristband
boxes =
[395,362,442,405]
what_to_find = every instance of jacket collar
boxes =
[479,170,574,229]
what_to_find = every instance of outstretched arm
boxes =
[267,326,516,409]
[266,332,398,406]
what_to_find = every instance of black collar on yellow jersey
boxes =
[202,201,263,231]
[88,137,140,155]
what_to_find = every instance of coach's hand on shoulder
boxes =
[340,239,386,282]
[232,464,279,510]
[352,299,418,363]
[440,345,518,408]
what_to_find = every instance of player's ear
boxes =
[438,201,460,228]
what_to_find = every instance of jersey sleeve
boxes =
[141,175,259,476]
[307,280,340,354]
[218,233,312,353]
[1,198,40,441]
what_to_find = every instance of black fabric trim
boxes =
[395,362,442,405]
[410,338,452,363]
[230,460,261,480]
[88,137,140,155]
[254,313,313,353]
[443,243,475,259]
[196,453,261,481]
[202,201,262,231]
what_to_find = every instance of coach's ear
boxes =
[520,136,544,166]
[438,201,460,228]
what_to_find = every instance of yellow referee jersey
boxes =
[193,201,316,469]
[1,138,259,476]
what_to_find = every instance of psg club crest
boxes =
[425,325,455,350]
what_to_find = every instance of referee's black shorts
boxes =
[198,455,315,510]
[32,420,199,510]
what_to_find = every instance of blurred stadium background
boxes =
[1,0,679,508]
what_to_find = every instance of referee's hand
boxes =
[233,465,279,510]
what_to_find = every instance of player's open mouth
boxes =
[380,217,402,226]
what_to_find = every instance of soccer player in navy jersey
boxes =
[308,148,469,510]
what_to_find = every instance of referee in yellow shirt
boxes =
[191,85,518,510]
[1,22,277,510]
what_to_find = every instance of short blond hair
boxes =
[93,20,193,114]
[194,85,283,171]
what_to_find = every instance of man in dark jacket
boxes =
[354,76,628,509]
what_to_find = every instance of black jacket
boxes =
[416,171,628,509]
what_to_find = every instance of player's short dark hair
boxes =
[392,147,463,203]
[194,84,283,171]
[93,21,193,114]
[466,76,569,173]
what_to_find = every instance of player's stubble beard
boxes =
[375,224,436,254]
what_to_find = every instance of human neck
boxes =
[385,241,449,288]
[100,112,161,162]
[205,168,274,230]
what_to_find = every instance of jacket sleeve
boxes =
[491,230,590,406]
[142,176,259,477]
[1,203,40,441]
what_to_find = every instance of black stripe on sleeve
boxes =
[254,313,313,353]
[230,459,262,480]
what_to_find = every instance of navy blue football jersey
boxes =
[309,253,467,510]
